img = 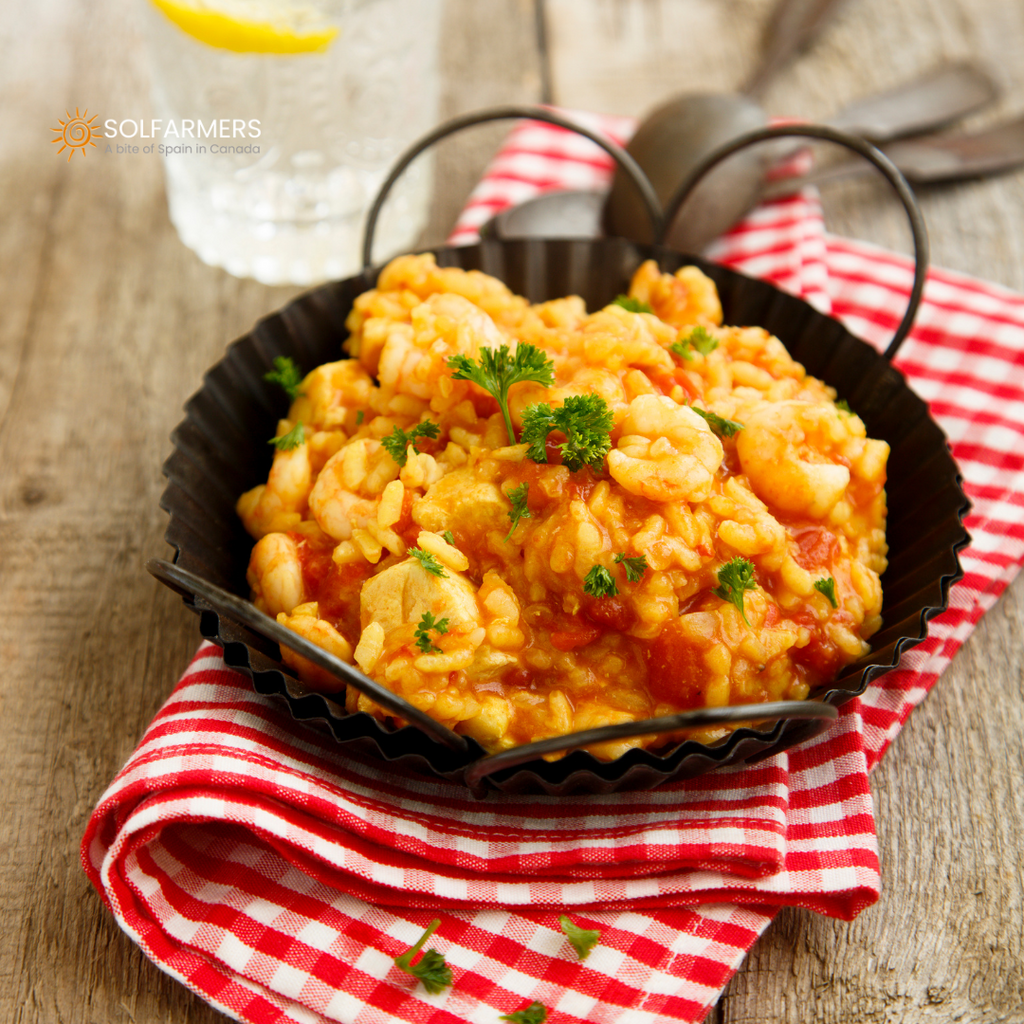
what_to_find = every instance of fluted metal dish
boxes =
[153,112,969,795]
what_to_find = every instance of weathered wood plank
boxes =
[545,0,1024,288]
[0,1,542,1021]
[543,1,1024,1021]
[3,0,1023,1021]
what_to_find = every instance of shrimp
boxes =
[289,359,375,432]
[377,292,505,401]
[510,367,629,429]
[607,395,723,502]
[581,305,675,373]
[627,260,723,329]
[308,438,399,540]
[246,532,305,617]
[236,422,312,538]
[736,400,853,518]
[277,603,354,694]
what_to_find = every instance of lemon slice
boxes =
[151,0,339,53]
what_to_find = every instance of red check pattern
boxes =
[84,110,1024,1024]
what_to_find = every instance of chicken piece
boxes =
[359,553,481,636]
[412,467,509,539]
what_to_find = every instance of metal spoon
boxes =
[485,60,997,248]
[760,110,1024,195]
[604,0,850,247]
[485,0,849,246]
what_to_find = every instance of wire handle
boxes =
[463,701,838,789]
[361,105,663,271]
[661,122,930,360]
[146,558,471,754]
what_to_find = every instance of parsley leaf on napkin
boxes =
[559,914,601,960]
[394,919,452,994]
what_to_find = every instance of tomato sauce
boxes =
[790,524,839,571]
[291,534,372,643]
[787,607,852,682]
[644,617,710,707]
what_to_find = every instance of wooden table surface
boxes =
[2,0,1022,1021]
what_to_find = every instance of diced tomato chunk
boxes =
[550,623,601,651]
[584,596,635,632]
[644,618,709,706]
[792,526,838,571]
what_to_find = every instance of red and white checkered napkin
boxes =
[84,112,1024,1024]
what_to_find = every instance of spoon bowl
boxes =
[604,91,770,249]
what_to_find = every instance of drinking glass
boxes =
[140,0,442,284]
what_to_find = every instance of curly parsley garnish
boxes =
[559,915,601,961]
[500,1002,548,1024]
[414,611,450,654]
[447,343,555,445]
[670,325,719,361]
[394,919,452,994]
[520,394,614,473]
[814,576,838,608]
[381,420,440,467]
[835,398,852,415]
[263,356,304,401]
[614,553,648,582]
[520,404,557,463]
[612,294,653,314]
[441,529,455,545]
[505,481,532,541]
[691,406,744,438]
[583,565,618,599]
[409,547,447,578]
[268,421,305,451]
[688,325,719,354]
[713,557,757,626]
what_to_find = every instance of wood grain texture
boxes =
[1,0,1022,1021]
[0,1,540,1021]
[543,0,1024,1020]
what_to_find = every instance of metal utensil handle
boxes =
[463,700,838,788]
[361,105,663,271]
[146,558,471,754]
[744,0,851,99]
[660,123,930,361]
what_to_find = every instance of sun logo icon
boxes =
[51,108,102,160]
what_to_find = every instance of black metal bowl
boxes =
[157,230,969,795]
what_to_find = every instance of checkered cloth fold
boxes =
[84,110,1024,1024]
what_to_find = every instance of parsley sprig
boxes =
[814,576,838,608]
[612,294,653,314]
[500,1002,548,1024]
[713,557,757,626]
[447,343,555,445]
[381,420,440,467]
[583,565,618,598]
[409,547,447,578]
[559,915,601,960]
[268,421,305,451]
[520,394,614,473]
[414,611,450,654]
[688,325,718,355]
[505,481,532,541]
[394,919,452,994]
[614,553,648,582]
[264,356,304,401]
[691,406,744,438]
[670,325,718,361]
